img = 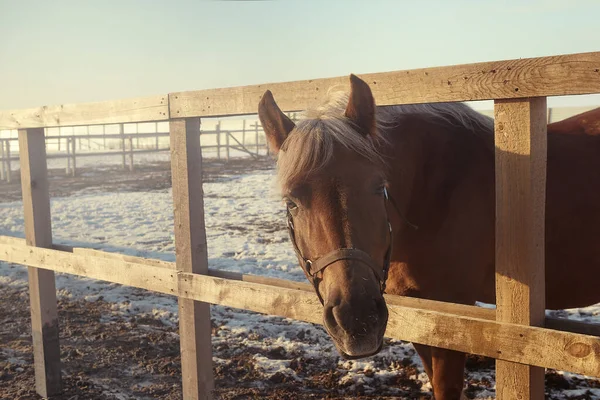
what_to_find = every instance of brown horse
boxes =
[257,75,600,400]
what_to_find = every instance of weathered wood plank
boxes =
[2,234,598,338]
[0,95,169,130]
[494,98,548,400]
[0,244,177,295]
[170,117,214,399]
[1,239,599,377]
[17,128,61,397]
[170,51,600,118]
[178,272,600,378]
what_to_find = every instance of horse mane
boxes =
[276,90,494,190]
[379,102,494,146]
[277,90,387,189]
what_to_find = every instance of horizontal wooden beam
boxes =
[0,243,177,296]
[1,52,598,129]
[0,235,598,337]
[1,237,599,377]
[170,51,600,118]
[0,95,169,130]
[178,272,600,378]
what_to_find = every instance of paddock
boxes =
[1,51,600,399]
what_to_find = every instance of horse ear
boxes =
[345,74,376,137]
[258,90,295,155]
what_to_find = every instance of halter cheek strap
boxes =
[286,188,394,305]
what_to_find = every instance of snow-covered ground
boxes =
[1,167,599,398]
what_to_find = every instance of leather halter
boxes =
[286,188,394,305]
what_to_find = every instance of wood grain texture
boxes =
[169,118,214,399]
[17,128,62,397]
[494,98,548,400]
[170,51,600,118]
[2,234,598,337]
[178,272,600,378]
[0,238,598,377]
[0,244,177,295]
[0,95,168,130]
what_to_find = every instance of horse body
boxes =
[383,103,600,310]
[258,76,600,400]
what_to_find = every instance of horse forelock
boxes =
[276,90,386,191]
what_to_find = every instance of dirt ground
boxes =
[1,159,598,399]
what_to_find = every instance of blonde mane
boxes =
[277,90,386,189]
[275,89,494,190]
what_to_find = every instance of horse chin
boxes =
[335,340,384,360]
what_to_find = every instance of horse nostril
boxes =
[323,304,338,331]
[368,313,379,325]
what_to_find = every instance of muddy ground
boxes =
[1,159,598,399]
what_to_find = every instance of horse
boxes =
[257,75,600,400]
[547,106,600,136]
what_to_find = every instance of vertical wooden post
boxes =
[102,125,106,150]
[71,137,76,177]
[242,120,246,147]
[128,137,134,171]
[66,138,72,175]
[216,122,221,160]
[135,123,139,149]
[254,122,259,155]
[494,97,547,400]
[1,139,5,181]
[18,128,62,397]
[155,122,160,150]
[170,117,214,399]
[120,124,126,170]
[119,124,127,169]
[225,131,230,162]
[6,139,11,183]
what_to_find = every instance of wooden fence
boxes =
[0,51,600,400]
[0,120,274,182]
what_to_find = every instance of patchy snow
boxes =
[1,166,599,398]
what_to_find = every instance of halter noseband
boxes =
[286,188,394,305]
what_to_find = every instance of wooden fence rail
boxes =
[0,50,599,400]
[0,126,270,181]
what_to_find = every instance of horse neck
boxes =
[381,117,493,233]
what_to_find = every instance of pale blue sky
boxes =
[1,0,599,110]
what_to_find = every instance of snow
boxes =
[1,166,599,398]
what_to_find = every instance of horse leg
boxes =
[413,343,434,382]
[430,347,467,400]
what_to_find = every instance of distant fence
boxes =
[0,116,302,182]
[0,51,600,400]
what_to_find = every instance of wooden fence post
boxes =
[71,136,77,176]
[1,139,5,181]
[216,122,221,160]
[155,122,160,150]
[225,131,230,162]
[494,97,547,400]
[66,138,72,175]
[170,117,215,399]
[120,124,126,170]
[242,119,246,147]
[86,125,90,150]
[254,122,259,155]
[128,137,134,171]
[5,139,11,183]
[18,127,62,397]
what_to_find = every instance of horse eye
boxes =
[285,199,298,210]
